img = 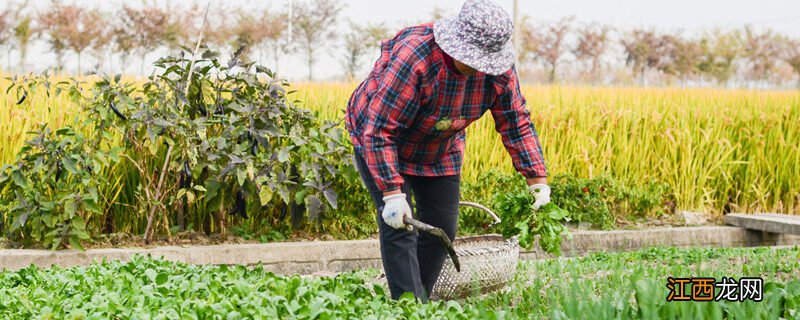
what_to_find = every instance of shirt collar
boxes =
[441,50,462,75]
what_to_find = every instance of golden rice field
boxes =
[3,79,799,216]
[293,83,800,216]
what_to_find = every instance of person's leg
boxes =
[352,153,425,300]
[404,174,461,297]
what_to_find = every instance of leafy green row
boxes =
[2,246,798,319]
[462,170,668,254]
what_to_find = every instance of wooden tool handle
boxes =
[403,216,461,272]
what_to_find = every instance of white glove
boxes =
[382,193,413,231]
[528,184,551,210]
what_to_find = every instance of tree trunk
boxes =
[347,60,355,82]
[307,46,314,81]
[140,53,147,76]
[272,45,280,73]
[19,46,27,72]
[639,69,647,87]
[258,46,265,66]
[77,52,82,75]
[120,54,128,75]
[591,59,601,85]
[548,63,557,84]
[56,52,64,74]
[107,48,113,75]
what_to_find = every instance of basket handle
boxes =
[458,202,502,228]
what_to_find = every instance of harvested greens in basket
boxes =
[494,190,570,255]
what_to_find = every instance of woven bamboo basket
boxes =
[430,202,520,300]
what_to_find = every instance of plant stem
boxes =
[143,144,173,244]
[184,1,212,98]
[177,199,185,231]
[143,1,212,244]
[162,207,172,242]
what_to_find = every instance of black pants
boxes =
[353,152,460,302]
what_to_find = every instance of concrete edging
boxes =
[724,213,800,235]
[1,226,798,273]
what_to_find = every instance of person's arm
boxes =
[361,43,424,196]
[489,67,548,184]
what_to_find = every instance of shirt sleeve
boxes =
[489,68,548,179]
[360,42,424,192]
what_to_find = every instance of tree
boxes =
[292,0,344,81]
[204,9,234,50]
[657,34,703,84]
[89,11,113,74]
[742,27,783,85]
[161,3,199,53]
[0,7,11,70]
[38,2,106,74]
[341,22,389,80]
[697,29,742,86]
[227,9,288,66]
[522,17,573,83]
[37,0,76,72]
[0,1,36,73]
[572,23,611,84]
[13,14,33,72]
[783,39,800,88]
[261,10,291,72]
[110,18,136,74]
[117,3,172,74]
[621,29,664,86]
[217,10,265,62]
[64,8,107,74]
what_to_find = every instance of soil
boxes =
[0,231,252,250]
[0,230,380,250]
[566,212,709,231]
[87,231,259,249]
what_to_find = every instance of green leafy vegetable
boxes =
[495,189,570,254]
[1,247,799,319]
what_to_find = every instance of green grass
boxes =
[2,246,799,319]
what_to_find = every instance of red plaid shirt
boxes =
[346,23,547,192]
